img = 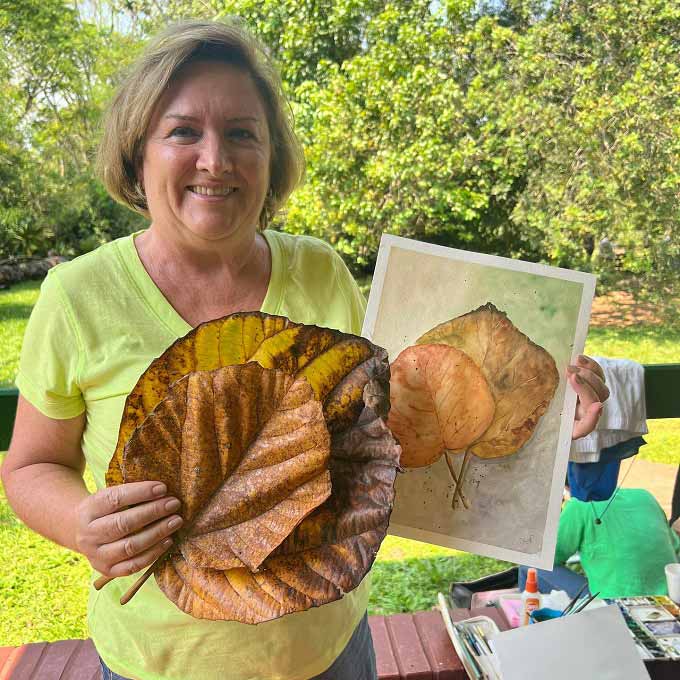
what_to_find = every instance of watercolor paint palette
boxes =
[607,596,680,660]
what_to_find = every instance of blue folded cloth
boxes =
[567,436,645,502]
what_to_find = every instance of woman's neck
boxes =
[135,225,272,326]
[137,224,265,278]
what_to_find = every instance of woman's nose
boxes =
[196,134,233,176]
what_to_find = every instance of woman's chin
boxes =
[179,219,256,242]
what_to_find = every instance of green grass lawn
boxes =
[0,280,39,387]
[0,461,95,645]
[0,279,678,644]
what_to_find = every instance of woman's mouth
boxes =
[188,185,237,197]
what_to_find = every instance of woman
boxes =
[1,18,608,680]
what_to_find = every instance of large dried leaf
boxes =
[122,364,331,573]
[387,345,495,467]
[417,303,559,459]
[109,312,401,623]
[107,313,375,487]
[155,394,397,623]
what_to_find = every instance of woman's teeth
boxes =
[189,186,235,196]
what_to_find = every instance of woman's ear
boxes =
[136,159,144,192]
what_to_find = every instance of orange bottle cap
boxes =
[526,568,538,593]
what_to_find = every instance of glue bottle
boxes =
[521,568,542,626]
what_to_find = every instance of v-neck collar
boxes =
[118,229,285,337]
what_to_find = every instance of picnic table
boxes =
[370,604,680,680]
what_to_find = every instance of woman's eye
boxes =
[169,126,197,138]
[229,128,255,140]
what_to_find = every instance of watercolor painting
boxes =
[388,302,560,510]
[362,234,596,568]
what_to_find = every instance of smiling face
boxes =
[140,60,271,244]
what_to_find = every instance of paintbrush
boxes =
[472,624,503,680]
[437,594,484,679]
[455,626,485,679]
[561,584,589,616]
[569,591,601,615]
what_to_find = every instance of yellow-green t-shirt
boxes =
[16,229,369,680]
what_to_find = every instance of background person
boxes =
[519,487,680,599]
[1,18,608,680]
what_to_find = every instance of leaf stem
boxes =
[452,450,471,509]
[92,545,174,603]
[445,451,469,509]
[120,546,174,605]
[93,574,114,590]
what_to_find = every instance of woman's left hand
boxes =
[568,354,610,440]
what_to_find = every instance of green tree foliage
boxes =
[285,0,680,284]
[503,0,680,283]
[286,2,542,268]
[0,0,677,306]
[115,0,393,87]
[0,0,145,259]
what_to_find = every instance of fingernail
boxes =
[168,516,183,530]
[165,499,181,512]
[153,484,166,496]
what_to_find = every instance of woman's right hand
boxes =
[75,481,183,578]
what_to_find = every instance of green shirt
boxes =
[555,488,680,598]
[16,229,369,680]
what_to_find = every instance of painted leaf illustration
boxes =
[417,303,559,459]
[387,345,495,467]
[122,364,331,573]
[108,312,401,623]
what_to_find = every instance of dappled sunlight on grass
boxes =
[641,420,680,465]
[0,280,40,386]
[376,534,459,561]
[585,325,680,364]
[0,454,97,644]
[369,550,510,616]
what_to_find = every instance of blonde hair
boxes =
[96,18,304,229]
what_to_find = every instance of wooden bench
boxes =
[0,639,99,680]
[0,610,493,680]
[3,607,679,679]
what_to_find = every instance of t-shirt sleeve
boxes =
[332,252,367,336]
[15,269,85,419]
[554,500,584,565]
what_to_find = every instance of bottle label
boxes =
[526,598,540,613]
[522,597,541,625]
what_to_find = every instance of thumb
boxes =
[572,402,603,440]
